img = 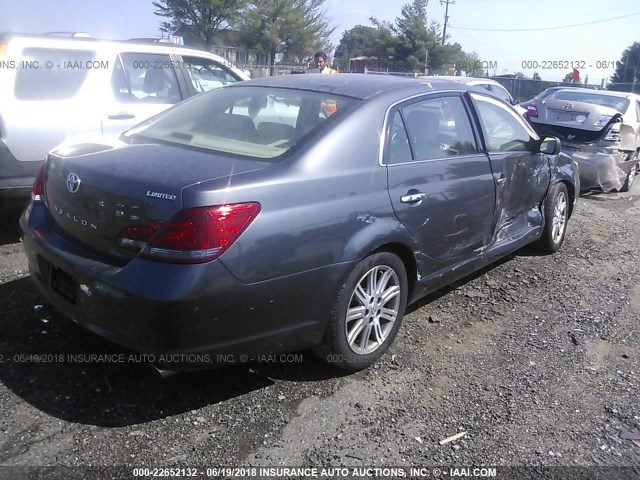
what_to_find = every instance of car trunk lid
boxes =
[43,143,269,261]
[533,99,620,132]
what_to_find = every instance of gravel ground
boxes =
[0,183,639,479]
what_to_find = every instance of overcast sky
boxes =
[2,0,639,83]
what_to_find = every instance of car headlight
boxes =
[594,115,613,128]
[604,123,620,141]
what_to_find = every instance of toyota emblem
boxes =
[66,173,81,193]
[562,103,573,111]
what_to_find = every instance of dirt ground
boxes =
[0,182,639,479]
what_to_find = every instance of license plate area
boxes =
[51,266,77,304]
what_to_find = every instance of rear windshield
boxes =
[551,91,629,113]
[534,88,561,100]
[124,86,359,159]
[14,47,96,100]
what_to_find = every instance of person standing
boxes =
[314,51,337,74]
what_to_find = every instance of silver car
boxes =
[527,88,640,192]
[0,33,248,209]
[421,76,527,116]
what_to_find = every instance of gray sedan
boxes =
[20,74,579,372]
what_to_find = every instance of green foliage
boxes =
[394,0,430,72]
[333,21,398,71]
[335,0,481,75]
[153,0,242,48]
[235,0,334,70]
[609,42,640,92]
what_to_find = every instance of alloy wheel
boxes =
[345,265,401,355]
[551,190,567,245]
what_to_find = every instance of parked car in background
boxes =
[527,88,640,192]
[520,85,600,111]
[520,86,570,111]
[421,76,527,116]
[0,32,248,209]
[20,74,578,373]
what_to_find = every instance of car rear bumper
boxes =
[0,140,43,200]
[20,202,353,371]
[563,146,637,192]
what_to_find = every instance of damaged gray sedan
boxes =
[20,75,579,372]
[527,89,640,192]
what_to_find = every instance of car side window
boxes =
[472,95,533,152]
[181,56,240,93]
[400,96,477,161]
[112,53,181,104]
[387,110,412,164]
[15,47,96,100]
[490,84,514,104]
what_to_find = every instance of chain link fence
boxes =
[237,64,640,101]
[490,79,640,101]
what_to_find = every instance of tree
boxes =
[532,72,541,81]
[334,0,479,75]
[394,0,431,73]
[236,0,334,74]
[153,0,242,49]
[333,20,398,72]
[609,42,640,92]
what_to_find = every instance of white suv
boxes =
[421,76,527,116]
[0,33,249,208]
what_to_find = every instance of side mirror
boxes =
[539,136,561,155]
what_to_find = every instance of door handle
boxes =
[497,177,506,186]
[400,192,427,204]
[108,113,135,120]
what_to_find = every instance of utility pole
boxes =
[425,48,428,75]
[440,0,455,45]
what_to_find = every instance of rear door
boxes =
[469,93,550,240]
[385,93,496,278]
[101,51,185,137]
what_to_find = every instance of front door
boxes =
[469,93,550,241]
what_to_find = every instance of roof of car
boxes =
[0,32,212,54]
[420,76,501,85]
[549,88,637,99]
[230,73,480,100]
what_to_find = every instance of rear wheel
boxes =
[314,252,408,371]
[620,162,637,193]
[537,183,569,253]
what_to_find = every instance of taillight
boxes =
[527,105,538,118]
[604,123,620,142]
[118,202,261,264]
[31,165,46,203]
[594,115,613,128]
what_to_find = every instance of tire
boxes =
[619,162,637,193]
[537,182,569,254]
[314,252,408,371]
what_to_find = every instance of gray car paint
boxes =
[20,74,578,369]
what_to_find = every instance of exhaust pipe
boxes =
[149,363,179,379]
